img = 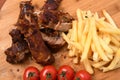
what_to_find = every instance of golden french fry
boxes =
[81,19,92,61]
[83,59,94,74]
[97,20,118,30]
[102,10,118,28]
[76,9,83,43]
[101,48,120,72]
[93,52,100,62]
[99,37,113,59]
[77,9,82,22]
[62,33,71,43]
[91,42,100,62]
[93,12,99,20]
[111,36,120,47]
[99,37,113,54]
[99,27,120,34]
[73,56,79,64]
[68,47,76,57]
[109,44,119,52]
[70,20,78,42]
[82,11,87,19]
[114,61,120,70]
[67,29,72,38]
[81,19,89,46]
[86,10,92,18]
[92,18,109,61]
[77,21,83,43]
[62,9,120,74]
[70,42,83,52]
[92,61,109,68]
[111,34,120,41]
[102,34,111,45]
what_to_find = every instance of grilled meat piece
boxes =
[39,10,59,24]
[38,0,73,51]
[42,0,62,10]
[5,29,29,64]
[54,12,73,31]
[40,28,65,52]
[5,41,29,64]
[39,11,73,31]
[9,29,24,43]
[18,23,55,65]
[16,1,38,26]
[39,0,73,31]
[16,1,55,65]
[5,0,73,65]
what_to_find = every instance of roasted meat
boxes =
[9,29,24,43]
[42,0,62,10]
[17,1,55,65]
[54,12,73,31]
[16,1,38,26]
[38,0,73,51]
[5,0,73,65]
[18,23,55,65]
[5,29,29,63]
[40,28,65,52]
[39,10,59,25]
[39,11,73,31]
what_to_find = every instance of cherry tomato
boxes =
[40,65,57,80]
[58,65,74,80]
[74,70,92,80]
[23,66,40,80]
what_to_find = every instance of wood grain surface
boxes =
[0,0,120,80]
[0,0,6,9]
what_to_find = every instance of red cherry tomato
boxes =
[74,70,92,80]
[40,65,57,80]
[58,65,74,80]
[23,66,40,80]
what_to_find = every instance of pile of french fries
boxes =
[62,9,120,74]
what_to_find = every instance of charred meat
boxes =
[40,28,65,52]
[38,0,73,51]
[18,23,55,65]
[42,0,62,10]
[17,1,55,65]
[5,0,73,65]
[5,29,29,64]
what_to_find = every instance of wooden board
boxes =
[0,0,120,80]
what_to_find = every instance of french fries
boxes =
[102,10,118,28]
[62,9,120,74]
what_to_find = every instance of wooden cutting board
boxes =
[0,0,120,80]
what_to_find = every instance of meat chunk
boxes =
[40,28,65,52]
[42,0,62,10]
[39,11,73,31]
[39,10,59,25]
[38,11,73,51]
[54,12,73,31]
[16,1,55,65]
[9,29,24,43]
[5,29,29,64]
[18,24,55,65]
[4,0,73,65]
[37,0,73,51]
[38,0,73,31]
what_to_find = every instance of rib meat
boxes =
[42,0,62,10]
[4,0,73,65]
[17,1,55,65]
[5,29,29,63]
[18,23,55,65]
[37,0,73,52]
[40,28,65,52]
